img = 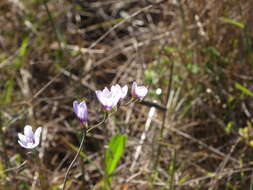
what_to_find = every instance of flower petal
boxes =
[103,87,110,94]
[78,101,88,122]
[136,86,148,98]
[18,133,27,144]
[18,140,29,149]
[24,125,34,138]
[121,85,128,99]
[34,127,42,145]
[73,101,79,115]
[25,142,38,149]
[96,90,106,105]
[131,82,137,96]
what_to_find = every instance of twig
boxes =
[130,105,156,171]
[88,5,153,49]
[210,138,240,190]
[4,160,27,173]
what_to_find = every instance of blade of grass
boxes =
[220,17,244,29]
[235,82,253,97]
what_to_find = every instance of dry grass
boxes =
[0,0,253,189]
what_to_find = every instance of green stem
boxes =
[62,123,87,190]
[87,113,108,133]
[32,151,49,190]
[42,0,63,52]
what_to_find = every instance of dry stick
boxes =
[169,127,239,164]
[27,5,154,103]
[153,54,174,170]
[0,5,156,110]
[126,166,253,187]
[180,166,253,187]
[210,138,240,190]
[62,123,87,190]
[4,160,27,173]
[88,5,153,50]
[130,105,156,171]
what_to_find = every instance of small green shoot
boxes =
[105,134,127,181]
[220,17,244,29]
[2,79,14,105]
[235,82,253,98]
[13,37,29,69]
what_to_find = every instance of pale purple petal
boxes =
[25,142,38,149]
[136,86,148,98]
[73,101,88,122]
[111,84,127,100]
[18,133,27,144]
[73,101,79,115]
[18,140,28,148]
[131,82,148,99]
[24,125,34,138]
[96,87,120,110]
[78,101,88,122]
[95,90,104,104]
[110,85,119,94]
[34,127,42,145]
[131,82,137,97]
[112,94,121,107]
[103,87,110,94]
[121,85,128,99]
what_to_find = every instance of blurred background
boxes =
[1,0,253,189]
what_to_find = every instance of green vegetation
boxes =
[0,0,253,189]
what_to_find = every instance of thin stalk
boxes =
[87,113,108,133]
[153,54,174,170]
[0,114,9,169]
[62,123,87,190]
[122,98,136,106]
[42,0,63,52]
[168,150,176,190]
[32,151,49,190]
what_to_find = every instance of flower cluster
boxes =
[18,82,147,149]
[95,85,126,111]
[95,82,147,111]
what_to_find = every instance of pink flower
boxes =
[95,87,121,110]
[18,125,42,149]
[131,82,148,99]
[111,84,128,100]
[73,100,88,123]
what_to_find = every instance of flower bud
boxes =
[73,100,88,123]
[131,82,148,99]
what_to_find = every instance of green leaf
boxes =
[220,17,244,29]
[2,79,14,104]
[13,37,29,69]
[235,82,253,97]
[18,37,29,57]
[105,134,127,176]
